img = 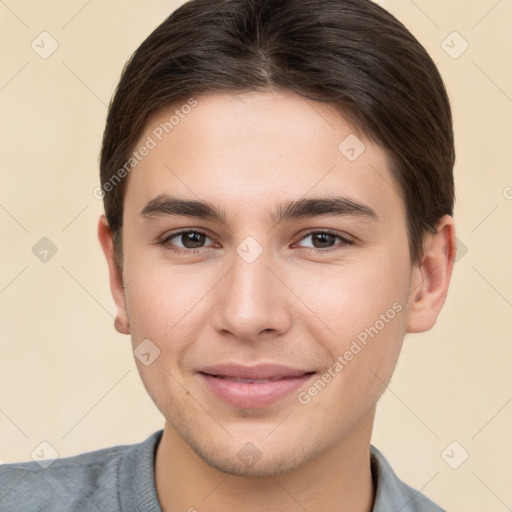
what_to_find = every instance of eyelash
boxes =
[157,229,354,255]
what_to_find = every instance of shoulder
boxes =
[0,430,163,512]
[370,445,446,512]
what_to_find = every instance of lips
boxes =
[198,364,315,409]
[213,375,298,383]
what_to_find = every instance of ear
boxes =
[406,215,456,333]
[98,215,130,335]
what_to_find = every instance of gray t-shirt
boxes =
[0,430,445,511]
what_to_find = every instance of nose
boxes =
[211,248,292,341]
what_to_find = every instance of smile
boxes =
[198,363,316,409]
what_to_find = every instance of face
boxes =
[106,90,422,476]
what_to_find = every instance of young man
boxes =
[0,0,456,510]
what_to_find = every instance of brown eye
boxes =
[180,232,207,248]
[297,231,353,251]
[310,233,337,248]
[159,229,215,254]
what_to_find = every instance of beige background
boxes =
[1,1,511,510]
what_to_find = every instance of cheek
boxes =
[123,257,218,353]
[291,252,410,346]
[123,264,199,406]
[330,256,409,395]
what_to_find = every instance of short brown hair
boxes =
[100,0,454,269]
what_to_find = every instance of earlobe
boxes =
[97,215,130,335]
[406,215,456,333]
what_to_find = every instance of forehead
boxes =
[123,90,403,226]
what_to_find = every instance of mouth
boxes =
[207,375,305,383]
[198,364,316,409]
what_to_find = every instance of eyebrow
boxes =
[139,194,378,224]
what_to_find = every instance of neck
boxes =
[155,408,376,512]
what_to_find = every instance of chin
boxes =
[188,438,314,477]
[166,411,322,477]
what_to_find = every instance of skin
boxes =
[98,89,456,511]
